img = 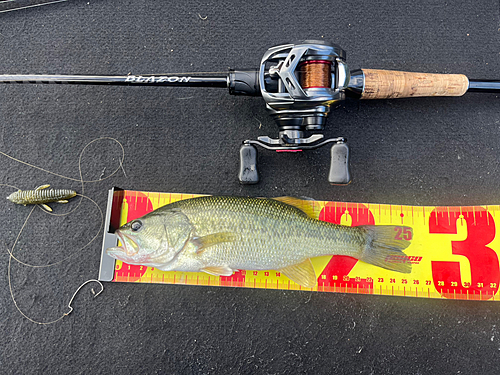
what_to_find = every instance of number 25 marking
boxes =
[394,226,412,240]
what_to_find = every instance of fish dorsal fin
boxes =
[201,265,234,276]
[280,259,317,288]
[272,196,319,219]
[193,232,236,254]
[35,184,50,191]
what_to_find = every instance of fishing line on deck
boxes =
[0,0,68,14]
[7,206,102,325]
[1,137,125,324]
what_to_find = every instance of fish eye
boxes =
[131,220,143,232]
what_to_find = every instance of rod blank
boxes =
[0,74,229,88]
[468,79,500,93]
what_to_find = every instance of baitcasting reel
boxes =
[0,40,498,184]
[234,40,351,185]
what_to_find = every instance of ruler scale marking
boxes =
[104,190,500,301]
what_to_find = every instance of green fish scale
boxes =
[14,189,76,205]
[169,196,367,270]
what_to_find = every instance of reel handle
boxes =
[349,69,469,99]
[238,144,259,184]
[328,142,351,185]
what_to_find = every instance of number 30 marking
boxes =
[429,207,499,300]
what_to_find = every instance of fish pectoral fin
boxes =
[35,184,50,191]
[280,259,317,288]
[40,204,53,212]
[201,265,234,277]
[272,196,320,219]
[193,232,236,254]
[56,200,69,204]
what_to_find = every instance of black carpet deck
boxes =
[0,1,499,373]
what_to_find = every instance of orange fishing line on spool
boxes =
[298,60,332,89]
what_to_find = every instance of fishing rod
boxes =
[0,0,67,14]
[1,40,498,184]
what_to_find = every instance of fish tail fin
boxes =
[357,225,413,273]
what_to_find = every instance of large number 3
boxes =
[429,207,500,300]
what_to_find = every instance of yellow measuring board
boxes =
[99,189,500,301]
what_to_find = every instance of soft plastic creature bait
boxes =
[7,184,77,212]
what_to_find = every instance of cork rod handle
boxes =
[360,69,469,99]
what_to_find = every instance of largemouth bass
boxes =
[106,196,413,287]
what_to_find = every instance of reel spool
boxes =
[239,40,351,185]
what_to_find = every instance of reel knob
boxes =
[239,144,259,184]
[328,142,351,185]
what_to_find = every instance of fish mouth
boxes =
[105,247,126,260]
[106,229,188,270]
[106,230,139,259]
